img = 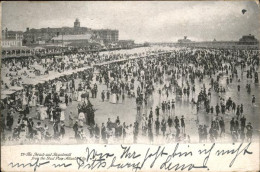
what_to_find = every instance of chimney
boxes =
[26,27,29,32]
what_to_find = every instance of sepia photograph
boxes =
[1,1,259,171]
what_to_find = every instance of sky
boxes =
[1,1,259,43]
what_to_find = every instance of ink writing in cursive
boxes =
[160,143,207,171]
[215,142,253,167]
[76,147,114,170]
[8,158,49,172]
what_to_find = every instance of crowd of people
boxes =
[1,46,259,144]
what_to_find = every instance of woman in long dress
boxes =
[35,123,42,141]
[44,124,49,136]
[32,87,36,95]
[56,81,61,93]
[68,92,72,103]
[77,91,82,102]
[19,124,27,143]
[29,98,33,107]
[40,106,47,121]
[42,92,48,105]
[60,111,65,122]
[125,125,133,143]
[31,94,37,107]
[107,128,114,143]
[50,108,53,122]
[110,93,117,104]
[59,103,67,122]
[73,90,78,101]
[22,92,27,106]
[78,112,85,127]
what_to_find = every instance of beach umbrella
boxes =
[9,86,24,91]
[1,90,16,95]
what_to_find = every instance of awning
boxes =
[22,78,43,85]
[1,90,16,95]
[2,55,33,59]
[2,46,32,51]
[1,94,9,100]
[34,47,45,50]
[9,86,24,91]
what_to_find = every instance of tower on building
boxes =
[74,18,80,28]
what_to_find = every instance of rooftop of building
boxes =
[25,27,90,33]
[118,40,135,42]
[2,29,23,34]
[52,34,92,41]
[92,29,119,32]
[239,34,258,42]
